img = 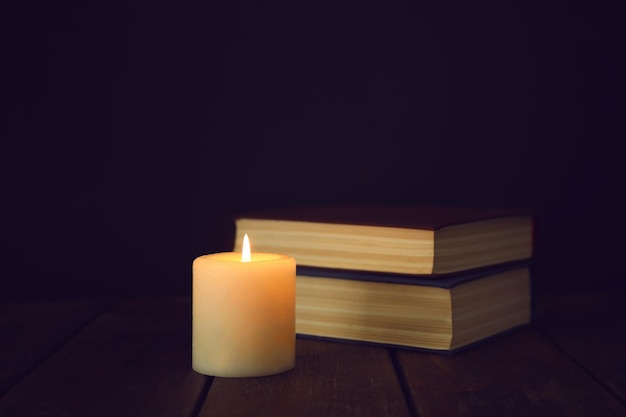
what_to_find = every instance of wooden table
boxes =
[0,294,624,417]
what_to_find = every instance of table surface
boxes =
[0,294,624,417]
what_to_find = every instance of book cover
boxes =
[235,204,532,230]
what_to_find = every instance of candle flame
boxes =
[242,234,251,262]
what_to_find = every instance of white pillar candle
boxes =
[192,235,296,377]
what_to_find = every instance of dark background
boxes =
[1,0,624,300]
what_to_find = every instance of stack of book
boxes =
[233,204,534,353]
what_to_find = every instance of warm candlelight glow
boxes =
[242,234,251,262]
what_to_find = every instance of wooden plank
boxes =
[199,338,412,417]
[395,328,626,417]
[0,300,109,396]
[535,294,626,403]
[0,297,207,417]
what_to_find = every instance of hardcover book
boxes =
[295,263,532,352]
[234,204,534,275]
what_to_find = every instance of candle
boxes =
[192,234,296,377]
